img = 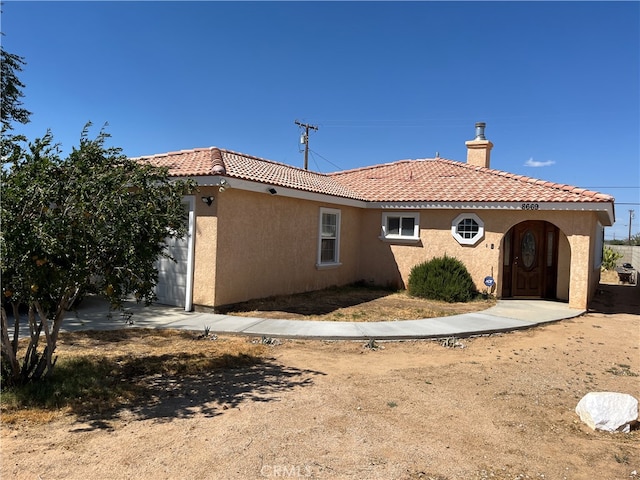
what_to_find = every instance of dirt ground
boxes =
[2,281,639,480]
[216,285,496,321]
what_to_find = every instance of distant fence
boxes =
[608,245,640,269]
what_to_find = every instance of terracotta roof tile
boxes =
[133,147,224,176]
[135,148,614,204]
[330,159,614,203]
[220,149,363,199]
[135,147,363,200]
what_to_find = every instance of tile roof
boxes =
[133,147,226,176]
[220,149,363,199]
[330,158,615,203]
[134,148,614,204]
[135,147,364,199]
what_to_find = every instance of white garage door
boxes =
[155,197,195,310]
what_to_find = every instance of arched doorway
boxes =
[502,221,559,299]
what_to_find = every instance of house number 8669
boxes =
[521,203,539,210]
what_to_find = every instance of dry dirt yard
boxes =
[216,285,496,321]
[2,281,639,480]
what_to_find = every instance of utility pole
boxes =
[629,209,635,245]
[295,120,318,170]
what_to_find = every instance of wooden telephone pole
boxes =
[295,120,318,170]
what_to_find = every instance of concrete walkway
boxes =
[59,296,585,340]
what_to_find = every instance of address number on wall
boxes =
[521,203,540,210]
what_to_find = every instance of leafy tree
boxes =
[1,47,32,162]
[1,47,31,127]
[0,126,195,386]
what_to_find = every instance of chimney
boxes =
[465,122,493,168]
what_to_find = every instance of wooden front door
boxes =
[513,221,544,296]
[502,221,559,299]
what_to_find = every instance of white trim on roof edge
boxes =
[192,176,367,208]
[187,176,615,226]
[368,201,614,226]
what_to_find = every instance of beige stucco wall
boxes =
[358,209,501,290]
[191,187,219,306]
[557,233,571,302]
[198,189,363,307]
[358,208,601,309]
[549,211,599,309]
[189,187,603,310]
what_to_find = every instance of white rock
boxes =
[575,392,638,433]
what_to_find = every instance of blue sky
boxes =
[3,1,639,240]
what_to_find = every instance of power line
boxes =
[308,148,343,172]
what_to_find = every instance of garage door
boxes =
[154,197,195,310]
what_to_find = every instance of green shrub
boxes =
[601,246,623,271]
[408,255,476,303]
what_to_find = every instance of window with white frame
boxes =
[317,208,341,266]
[381,212,420,242]
[451,213,484,245]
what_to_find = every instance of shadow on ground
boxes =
[589,281,640,315]
[70,356,325,432]
[216,286,395,316]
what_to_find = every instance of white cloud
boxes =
[524,157,556,167]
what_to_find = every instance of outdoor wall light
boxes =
[201,196,215,206]
[268,187,277,195]
[219,178,228,193]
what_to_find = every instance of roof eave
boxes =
[367,200,615,225]
[164,173,616,225]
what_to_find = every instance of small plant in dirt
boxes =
[440,336,464,348]
[408,255,476,303]
[364,338,381,350]
[196,325,217,340]
[614,452,630,464]
[606,364,638,377]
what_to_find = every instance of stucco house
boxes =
[137,123,614,312]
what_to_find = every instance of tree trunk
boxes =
[1,292,71,385]
[31,294,70,381]
[0,306,21,384]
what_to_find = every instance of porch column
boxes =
[568,234,591,309]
